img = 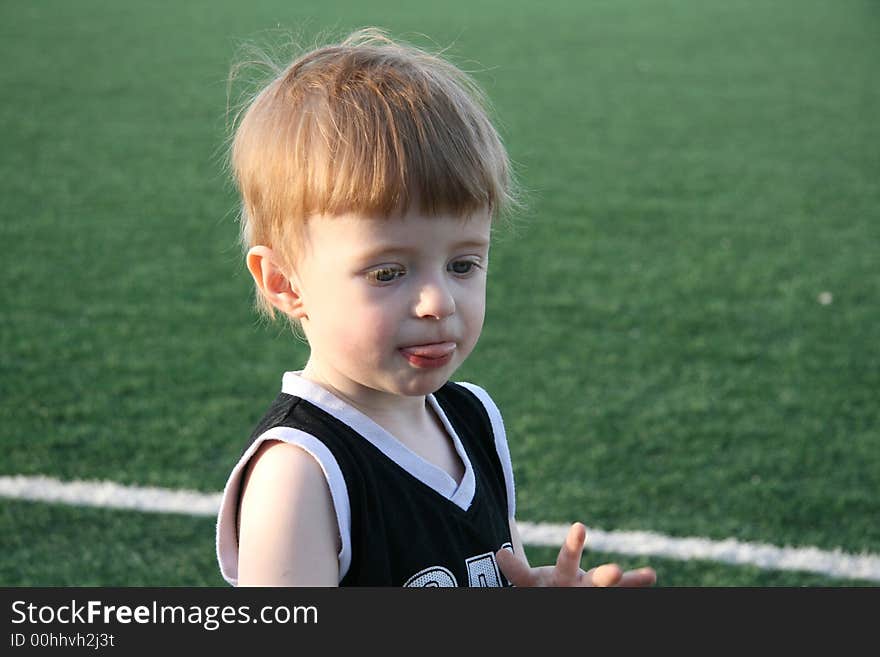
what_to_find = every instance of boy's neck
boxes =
[300,361,431,429]
[299,360,464,483]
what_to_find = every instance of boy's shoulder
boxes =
[445,381,503,416]
[436,381,508,444]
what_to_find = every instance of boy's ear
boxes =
[246,246,306,318]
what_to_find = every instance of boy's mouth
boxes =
[399,342,456,369]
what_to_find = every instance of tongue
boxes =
[401,343,455,359]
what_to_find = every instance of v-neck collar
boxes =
[281,371,477,511]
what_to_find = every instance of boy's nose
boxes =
[414,279,456,319]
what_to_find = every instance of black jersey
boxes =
[216,372,517,587]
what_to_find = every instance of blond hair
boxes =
[227,27,521,318]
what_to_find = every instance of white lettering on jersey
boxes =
[405,543,514,588]
[466,551,502,587]
[403,566,458,587]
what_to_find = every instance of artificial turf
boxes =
[1,0,877,585]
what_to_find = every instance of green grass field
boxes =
[1,0,878,586]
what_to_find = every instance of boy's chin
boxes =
[390,369,457,397]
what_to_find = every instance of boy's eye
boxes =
[366,266,405,284]
[449,259,479,276]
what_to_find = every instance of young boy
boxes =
[215,27,656,587]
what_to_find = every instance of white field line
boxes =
[2,474,879,583]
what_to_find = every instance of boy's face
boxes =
[294,208,491,400]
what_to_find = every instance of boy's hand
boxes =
[496,522,657,587]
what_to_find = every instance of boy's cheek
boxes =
[330,306,398,345]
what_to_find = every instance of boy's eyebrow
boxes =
[448,237,491,251]
[357,238,490,261]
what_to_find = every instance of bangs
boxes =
[292,50,509,221]
[231,29,517,259]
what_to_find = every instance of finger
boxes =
[496,547,533,587]
[618,567,657,587]
[554,522,588,582]
[584,563,623,587]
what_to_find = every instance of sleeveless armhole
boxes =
[215,426,352,585]
[456,382,516,519]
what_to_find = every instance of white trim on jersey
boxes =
[282,372,477,511]
[215,427,353,585]
[216,371,518,586]
[457,382,516,519]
